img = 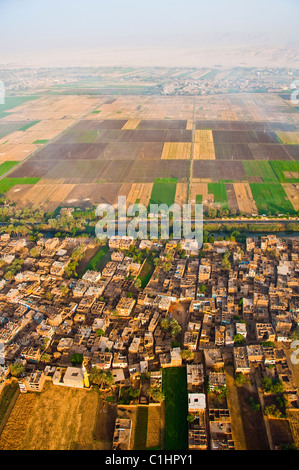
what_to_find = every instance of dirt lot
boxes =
[233,182,258,214]
[225,365,269,450]
[146,404,165,449]
[0,382,116,450]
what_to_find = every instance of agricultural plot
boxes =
[208,183,229,209]
[243,161,279,182]
[8,182,76,211]
[148,177,177,207]
[0,177,40,195]
[0,161,19,176]
[233,183,258,214]
[225,183,239,212]
[249,183,296,215]
[277,131,299,145]
[284,145,299,161]
[194,130,214,143]
[127,183,153,208]
[269,161,299,183]
[0,122,40,140]
[189,182,214,207]
[161,142,191,159]
[121,119,141,130]
[193,160,246,181]
[174,183,188,205]
[282,184,299,211]
[193,142,215,160]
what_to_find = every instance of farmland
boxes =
[148,178,178,207]
[250,183,296,215]
[0,382,111,450]
[162,367,188,450]
[0,92,298,215]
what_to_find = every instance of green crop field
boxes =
[133,406,149,450]
[84,245,111,272]
[162,367,188,450]
[33,139,49,145]
[138,256,155,288]
[250,183,296,215]
[243,161,279,182]
[208,183,229,209]
[269,161,299,183]
[0,161,19,177]
[148,178,177,208]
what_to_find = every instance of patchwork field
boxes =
[0,93,298,214]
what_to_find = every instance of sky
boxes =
[0,0,298,67]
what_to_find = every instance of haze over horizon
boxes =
[0,0,298,68]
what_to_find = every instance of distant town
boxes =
[0,66,297,96]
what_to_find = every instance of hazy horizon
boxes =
[0,0,299,67]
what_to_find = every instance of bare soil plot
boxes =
[195,119,299,132]
[31,143,108,161]
[8,183,76,211]
[42,160,109,183]
[137,119,187,130]
[213,130,279,144]
[174,183,188,206]
[284,144,299,161]
[233,183,258,214]
[127,160,189,183]
[63,183,126,207]
[8,160,58,178]
[226,183,239,211]
[214,143,253,160]
[102,142,164,161]
[249,143,291,160]
[0,143,39,163]
[225,365,269,450]
[268,419,294,448]
[146,405,164,449]
[192,160,246,181]
[161,142,191,159]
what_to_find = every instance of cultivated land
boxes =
[0,382,114,450]
[0,92,298,214]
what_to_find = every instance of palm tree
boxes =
[147,387,165,403]
[90,368,114,389]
